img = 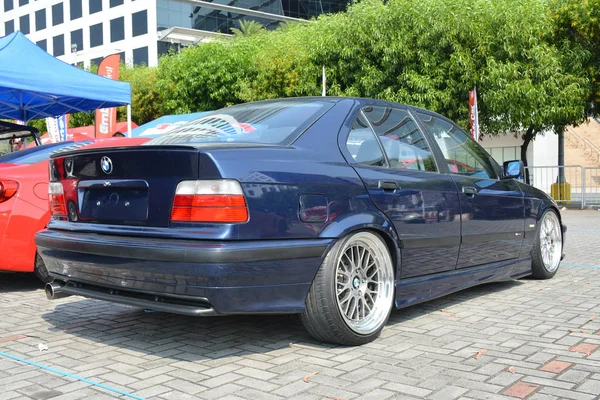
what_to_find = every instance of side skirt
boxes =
[394,257,531,309]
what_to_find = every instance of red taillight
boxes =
[171,180,248,223]
[48,182,67,217]
[0,180,18,203]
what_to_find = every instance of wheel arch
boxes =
[320,212,401,279]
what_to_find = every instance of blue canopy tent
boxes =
[130,112,208,138]
[0,32,131,132]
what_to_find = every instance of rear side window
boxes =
[147,100,335,147]
[346,106,437,172]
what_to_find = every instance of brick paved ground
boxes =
[0,210,599,400]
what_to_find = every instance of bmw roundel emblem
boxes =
[100,156,113,174]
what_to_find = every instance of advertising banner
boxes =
[45,114,69,143]
[95,54,121,138]
[45,117,59,143]
[469,87,479,142]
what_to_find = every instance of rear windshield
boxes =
[146,99,335,147]
[0,141,91,165]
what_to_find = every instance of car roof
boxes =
[0,120,39,140]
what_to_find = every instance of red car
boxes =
[0,137,149,282]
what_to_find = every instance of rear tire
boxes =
[301,231,395,345]
[531,209,562,280]
[34,254,52,284]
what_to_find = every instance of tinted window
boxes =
[132,10,147,36]
[71,28,83,52]
[19,15,30,35]
[4,0,12,12]
[53,34,64,56]
[362,106,437,172]
[35,9,46,31]
[110,17,124,42]
[90,23,103,47]
[89,0,101,14]
[132,46,148,65]
[36,39,47,51]
[52,3,64,26]
[147,100,334,147]
[70,0,82,20]
[0,142,76,164]
[417,112,497,179]
[4,20,14,34]
[346,115,385,167]
[18,0,27,5]
[109,0,123,6]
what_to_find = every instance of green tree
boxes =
[551,0,600,114]
[231,20,265,37]
[307,0,588,166]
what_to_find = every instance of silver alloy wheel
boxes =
[335,232,394,335]
[541,211,562,273]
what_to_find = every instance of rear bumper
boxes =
[36,229,332,315]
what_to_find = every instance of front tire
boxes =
[301,231,395,345]
[531,209,563,279]
[34,254,52,284]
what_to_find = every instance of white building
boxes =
[480,130,558,167]
[0,0,332,68]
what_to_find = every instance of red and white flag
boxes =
[95,54,121,138]
[469,87,479,141]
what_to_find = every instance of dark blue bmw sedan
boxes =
[36,97,566,345]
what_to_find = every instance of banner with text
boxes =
[95,54,121,138]
[45,114,69,143]
[469,87,480,142]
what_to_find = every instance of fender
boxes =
[320,211,402,277]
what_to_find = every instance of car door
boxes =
[414,110,524,268]
[343,104,461,278]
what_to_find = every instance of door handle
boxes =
[462,186,478,195]
[378,180,399,190]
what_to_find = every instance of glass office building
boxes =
[1,0,351,67]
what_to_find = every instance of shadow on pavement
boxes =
[38,279,522,360]
[0,272,43,293]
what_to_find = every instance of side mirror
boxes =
[503,160,524,180]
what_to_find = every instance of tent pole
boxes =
[127,105,132,138]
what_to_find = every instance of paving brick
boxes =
[569,343,599,356]
[503,382,540,398]
[539,360,573,373]
[1,211,600,400]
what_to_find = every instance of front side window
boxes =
[417,111,497,179]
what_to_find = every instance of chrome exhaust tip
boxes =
[45,281,71,300]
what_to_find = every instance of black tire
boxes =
[301,231,395,345]
[531,209,563,280]
[34,253,52,284]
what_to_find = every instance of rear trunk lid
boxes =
[50,146,217,227]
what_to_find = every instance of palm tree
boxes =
[231,20,265,37]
